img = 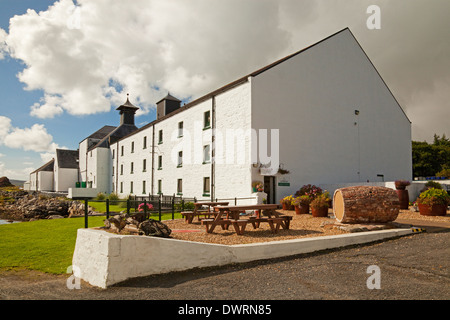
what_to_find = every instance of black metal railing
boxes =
[81,195,257,228]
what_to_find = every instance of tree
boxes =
[412,134,450,178]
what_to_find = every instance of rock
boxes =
[138,219,172,238]
[48,215,65,219]
[0,176,13,187]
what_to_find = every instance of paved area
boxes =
[1,230,449,302]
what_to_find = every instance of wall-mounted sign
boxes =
[278,182,290,187]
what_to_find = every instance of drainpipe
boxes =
[151,124,155,195]
[211,96,216,201]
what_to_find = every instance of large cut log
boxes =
[333,186,399,224]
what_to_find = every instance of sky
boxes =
[0,0,449,180]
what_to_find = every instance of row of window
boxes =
[113,177,211,196]
[113,144,211,175]
[112,111,212,158]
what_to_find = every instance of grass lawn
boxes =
[0,213,181,274]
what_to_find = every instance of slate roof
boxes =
[55,149,79,169]
[84,125,117,141]
[31,159,54,174]
[156,92,182,104]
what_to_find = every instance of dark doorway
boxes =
[263,176,276,204]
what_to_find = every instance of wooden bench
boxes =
[181,210,214,224]
[248,217,288,233]
[201,218,231,232]
[279,215,293,229]
[229,219,248,235]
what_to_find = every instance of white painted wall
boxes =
[38,171,54,192]
[73,228,413,288]
[113,81,254,201]
[251,29,412,201]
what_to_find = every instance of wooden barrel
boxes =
[333,186,400,224]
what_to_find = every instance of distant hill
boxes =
[0,177,26,188]
[10,180,26,187]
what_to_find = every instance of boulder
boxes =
[138,219,172,238]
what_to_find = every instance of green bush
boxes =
[108,192,119,205]
[96,192,106,200]
[416,188,450,206]
[175,201,194,211]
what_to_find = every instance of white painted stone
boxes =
[72,227,412,288]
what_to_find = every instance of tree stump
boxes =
[333,186,399,224]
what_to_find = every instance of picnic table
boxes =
[181,202,229,224]
[201,204,292,235]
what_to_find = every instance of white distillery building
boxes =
[31,28,413,203]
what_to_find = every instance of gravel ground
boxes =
[161,208,449,245]
[163,209,347,245]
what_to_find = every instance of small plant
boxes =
[310,193,330,209]
[96,192,106,200]
[138,202,153,212]
[280,195,294,210]
[294,184,323,200]
[108,192,119,205]
[420,181,443,193]
[416,188,450,206]
[256,183,264,192]
[292,195,311,206]
[395,180,411,189]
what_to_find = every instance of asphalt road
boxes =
[1,231,449,304]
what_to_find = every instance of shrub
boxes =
[420,181,443,193]
[292,195,311,206]
[174,201,195,211]
[108,192,119,205]
[96,192,106,200]
[310,193,330,209]
[416,188,450,206]
[294,184,323,200]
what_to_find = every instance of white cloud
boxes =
[0,0,449,142]
[3,0,291,119]
[0,28,7,60]
[0,116,63,154]
[30,94,65,119]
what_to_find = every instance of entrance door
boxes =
[263,176,276,204]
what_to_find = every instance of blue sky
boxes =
[0,0,449,180]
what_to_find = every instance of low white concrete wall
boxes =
[72,227,412,288]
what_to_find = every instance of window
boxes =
[177,151,183,167]
[130,162,134,174]
[178,121,183,137]
[158,155,162,170]
[203,177,210,196]
[121,146,124,156]
[142,180,146,194]
[158,179,162,194]
[130,181,134,194]
[131,141,134,153]
[204,111,211,129]
[112,149,115,159]
[203,144,210,164]
[120,164,123,175]
[143,136,147,149]
[143,159,147,172]
[177,179,182,195]
[158,130,163,144]
[112,166,115,176]
[120,182,123,193]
